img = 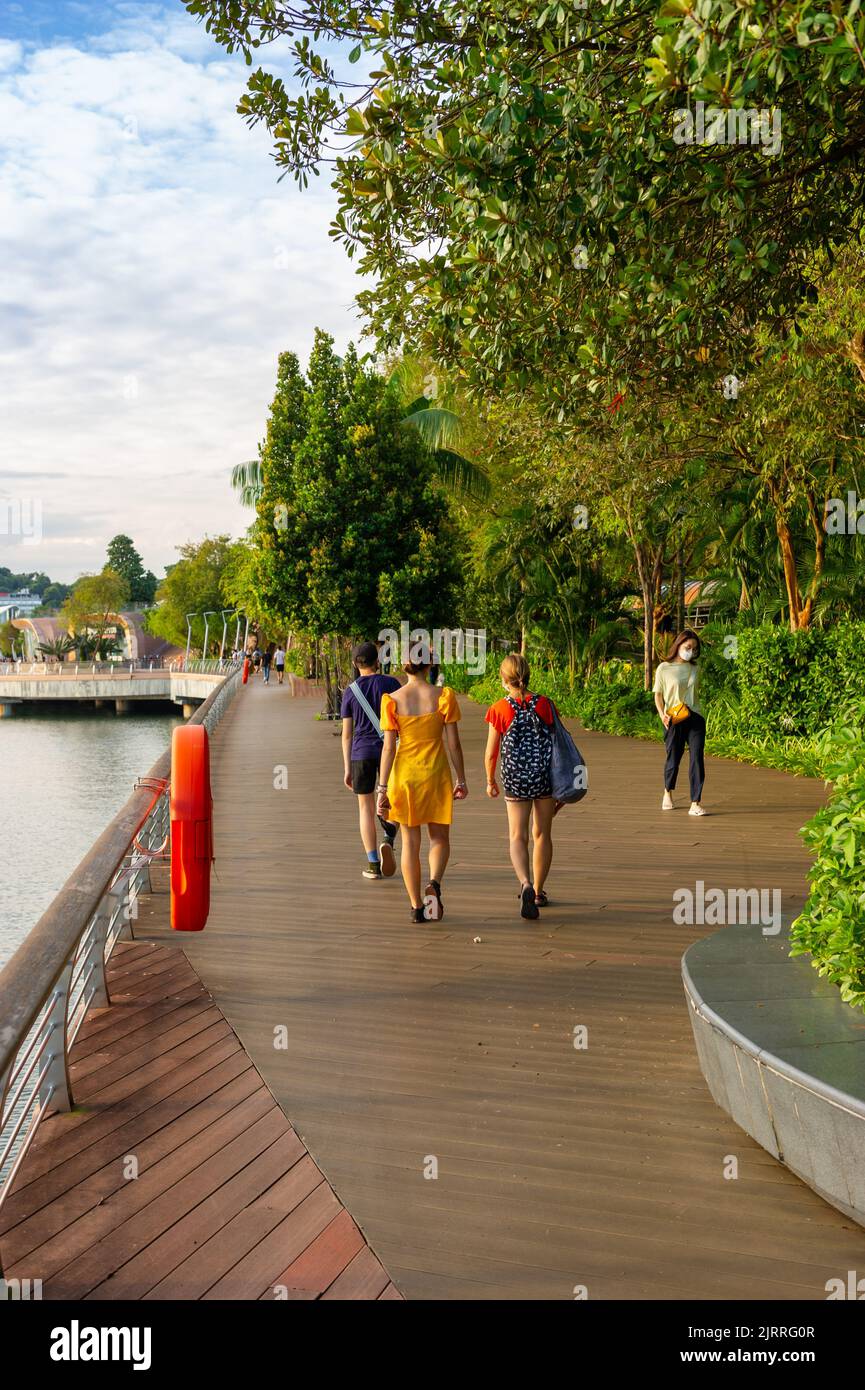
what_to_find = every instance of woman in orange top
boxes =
[376,656,467,922]
[484,653,559,920]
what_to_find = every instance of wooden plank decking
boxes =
[0,933,399,1300]
[6,676,865,1302]
[174,681,865,1300]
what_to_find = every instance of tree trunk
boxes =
[631,540,656,690]
[775,510,805,631]
[800,480,832,629]
[643,591,654,690]
[847,330,865,386]
[675,543,685,632]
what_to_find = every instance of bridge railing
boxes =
[0,660,170,677]
[0,659,237,681]
[174,658,239,675]
[0,665,242,1236]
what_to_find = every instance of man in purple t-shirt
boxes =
[341,641,401,880]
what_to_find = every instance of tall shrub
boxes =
[790,718,865,1011]
[737,624,865,737]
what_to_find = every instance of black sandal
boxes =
[410,907,425,924]
[535,890,549,908]
[424,879,443,921]
[519,884,539,920]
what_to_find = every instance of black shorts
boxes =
[350,756,380,795]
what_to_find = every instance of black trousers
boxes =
[664,711,706,801]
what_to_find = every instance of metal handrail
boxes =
[0,660,170,677]
[0,665,242,1235]
[0,658,241,678]
[178,658,236,674]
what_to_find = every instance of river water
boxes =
[0,706,182,969]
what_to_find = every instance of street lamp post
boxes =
[219,609,234,666]
[185,613,197,670]
[202,611,217,664]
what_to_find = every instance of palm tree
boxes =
[231,459,263,507]
[388,358,491,502]
[76,634,123,662]
[37,635,76,662]
[230,357,491,508]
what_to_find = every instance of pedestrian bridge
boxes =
[0,664,226,717]
[2,666,864,1299]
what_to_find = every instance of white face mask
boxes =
[679,645,696,662]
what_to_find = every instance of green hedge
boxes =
[790,718,865,1011]
[443,620,865,778]
[736,621,865,736]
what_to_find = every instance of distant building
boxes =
[10,611,183,664]
[683,580,721,629]
[0,589,44,622]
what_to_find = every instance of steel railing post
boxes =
[88,905,112,1007]
[40,962,74,1115]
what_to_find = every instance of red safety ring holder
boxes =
[170,724,213,931]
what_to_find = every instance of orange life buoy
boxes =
[242,657,250,684]
[170,724,212,931]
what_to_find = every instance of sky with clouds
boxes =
[0,0,366,584]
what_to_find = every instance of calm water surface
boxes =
[0,706,182,968]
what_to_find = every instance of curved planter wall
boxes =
[683,924,865,1228]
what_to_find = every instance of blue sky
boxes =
[0,1,365,583]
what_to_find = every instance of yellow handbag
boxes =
[667,701,690,724]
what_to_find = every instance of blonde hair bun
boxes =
[500,653,530,691]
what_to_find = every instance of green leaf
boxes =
[345,109,367,135]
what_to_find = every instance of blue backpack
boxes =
[549,706,589,804]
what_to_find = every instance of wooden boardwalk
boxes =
[0,933,399,1300]
[6,676,865,1301]
[163,681,865,1300]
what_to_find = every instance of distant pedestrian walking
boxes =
[484,654,560,920]
[653,629,706,816]
[274,646,286,684]
[262,646,273,684]
[376,654,467,922]
[341,641,401,880]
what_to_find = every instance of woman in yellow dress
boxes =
[375,658,467,922]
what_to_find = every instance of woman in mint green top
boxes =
[652,629,706,816]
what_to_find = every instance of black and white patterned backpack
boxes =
[500,694,553,798]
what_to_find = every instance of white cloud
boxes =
[0,6,366,582]
[0,40,23,71]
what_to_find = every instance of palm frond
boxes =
[431,448,491,501]
[402,405,465,453]
[231,459,263,508]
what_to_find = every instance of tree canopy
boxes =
[61,570,130,657]
[244,329,462,638]
[105,534,157,606]
[147,536,242,653]
[185,0,865,405]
